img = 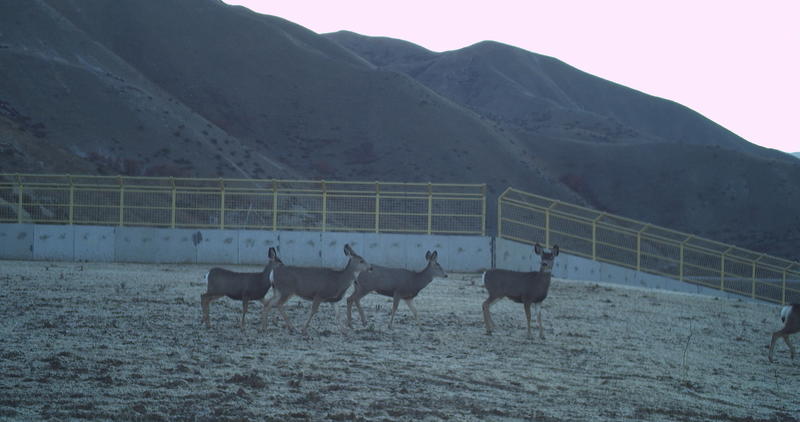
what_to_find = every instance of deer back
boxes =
[483,269,552,303]
[357,265,416,297]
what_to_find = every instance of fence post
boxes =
[271,179,278,231]
[497,190,504,240]
[427,182,433,235]
[783,268,788,305]
[752,254,764,300]
[118,176,124,226]
[321,180,327,232]
[481,184,486,236]
[17,174,23,224]
[592,214,604,261]
[720,248,729,292]
[679,236,692,283]
[545,202,557,247]
[68,174,74,225]
[375,182,380,233]
[170,177,176,228]
[219,179,225,230]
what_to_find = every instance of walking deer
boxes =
[482,243,559,339]
[768,303,800,363]
[347,250,447,329]
[201,247,282,329]
[261,244,371,334]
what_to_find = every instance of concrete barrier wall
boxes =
[0,223,765,302]
[0,223,33,260]
[0,223,491,273]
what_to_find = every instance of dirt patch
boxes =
[0,260,798,421]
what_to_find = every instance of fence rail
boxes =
[498,187,800,305]
[0,174,486,235]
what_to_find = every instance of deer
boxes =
[768,303,800,363]
[481,243,559,339]
[260,244,372,334]
[346,250,447,329]
[201,247,282,330]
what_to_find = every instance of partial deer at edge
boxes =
[769,303,800,363]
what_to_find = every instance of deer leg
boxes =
[482,296,500,335]
[347,290,369,328]
[241,299,249,330]
[260,293,276,330]
[275,294,295,332]
[388,296,401,329]
[535,302,545,340]
[404,299,419,321]
[201,293,222,328]
[769,332,782,362]
[261,292,292,331]
[784,335,795,359]
[346,292,356,328]
[355,294,368,327]
[302,297,322,334]
[524,302,533,339]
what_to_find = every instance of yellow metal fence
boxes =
[0,174,486,235]
[3,174,796,304]
[498,187,800,305]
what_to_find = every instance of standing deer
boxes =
[768,303,800,363]
[347,250,447,329]
[482,243,559,339]
[261,244,371,334]
[201,247,282,329]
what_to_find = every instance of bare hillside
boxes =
[1,0,798,260]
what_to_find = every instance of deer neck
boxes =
[412,263,437,288]
[335,258,362,284]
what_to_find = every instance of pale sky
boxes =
[225,0,799,153]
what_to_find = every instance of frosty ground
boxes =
[0,260,798,421]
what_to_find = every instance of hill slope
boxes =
[0,0,798,259]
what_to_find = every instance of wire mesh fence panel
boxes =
[431,197,483,234]
[595,225,637,268]
[786,284,800,304]
[73,188,120,225]
[327,194,376,232]
[223,191,275,229]
[721,258,754,297]
[754,266,786,302]
[175,191,221,227]
[0,184,18,222]
[122,190,172,226]
[497,186,799,304]
[378,196,428,233]
[22,186,70,224]
[549,213,593,257]
[639,238,681,278]
[683,247,723,289]
[275,193,323,231]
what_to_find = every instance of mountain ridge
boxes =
[0,0,797,260]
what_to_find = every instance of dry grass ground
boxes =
[0,260,798,421]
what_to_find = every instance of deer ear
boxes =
[552,245,560,256]
[534,243,543,255]
[431,251,438,260]
[344,244,352,256]
[425,251,431,260]
[268,247,276,259]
